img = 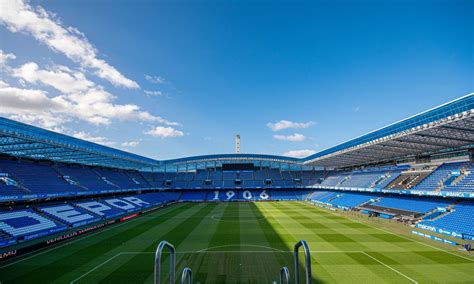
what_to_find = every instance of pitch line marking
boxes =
[361,251,418,284]
[210,214,265,222]
[69,249,390,283]
[197,244,284,252]
[0,218,136,269]
[117,250,366,254]
[303,202,474,262]
[70,253,123,284]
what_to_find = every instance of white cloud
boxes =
[267,120,315,131]
[0,80,68,128]
[0,0,139,88]
[12,62,94,94]
[283,149,316,158]
[273,133,306,142]
[145,74,165,84]
[145,126,184,138]
[2,57,180,127]
[72,131,116,146]
[121,141,139,147]
[0,50,16,66]
[144,90,163,96]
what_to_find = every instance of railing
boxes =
[181,267,192,284]
[274,240,312,284]
[279,266,290,284]
[294,240,312,284]
[154,241,176,284]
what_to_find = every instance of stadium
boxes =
[1,1,474,283]
[0,94,472,283]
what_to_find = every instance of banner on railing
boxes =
[412,230,458,246]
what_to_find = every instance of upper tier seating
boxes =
[413,162,470,191]
[239,171,254,180]
[0,182,25,195]
[339,171,384,188]
[320,172,349,186]
[94,169,145,189]
[127,171,151,187]
[56,165,119,191]
[0,160,78,194]
[374,172,401,189]
[386,172,430,189]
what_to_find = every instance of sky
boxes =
[0,0,473,160]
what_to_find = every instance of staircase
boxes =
[0,174,32,194]
[451,169,470,186]
[53,165,89,191]
[370,174,389,188]
[337,176,350,186]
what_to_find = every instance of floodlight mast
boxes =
[236,134,241,154]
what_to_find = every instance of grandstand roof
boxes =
[162,154,302,169]
[0,117,160,170]
[0,94,472,171]
[303,94,474,167]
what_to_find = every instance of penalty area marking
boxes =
[210,214,265,222]
[197,244,285,252]
[303,202,474,263]
[361,251,418,284]
[70,249,415,284]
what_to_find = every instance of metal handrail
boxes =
[280,266,291,284]
[293,240,311,284]
[181,267,192,284]
[154,240,176,284]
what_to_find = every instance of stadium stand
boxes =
[418,201,474,238]
[39,205,102,227]
[0,94,473,253]
[180,190,208,201]
[0,209,67,240]
[444,164,474,192]
[75,200,125,219]
[370,196,452,214]
[413,162,470,191]
[386,165,436,189]
[0,160,78,195]
[329,192,378,208]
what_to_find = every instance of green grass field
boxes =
[1,202,473,283]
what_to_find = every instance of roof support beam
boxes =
[394,137,454,148]
[440,125,474,135]
[413,133,474,144]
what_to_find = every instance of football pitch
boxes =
[0,202,473,283]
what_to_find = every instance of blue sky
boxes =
[0,0,473,160]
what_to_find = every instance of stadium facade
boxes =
[0,94,473,257]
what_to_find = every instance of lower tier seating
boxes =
[0,209,67,240]
[418,201,474,237]
[372,196,451,214]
